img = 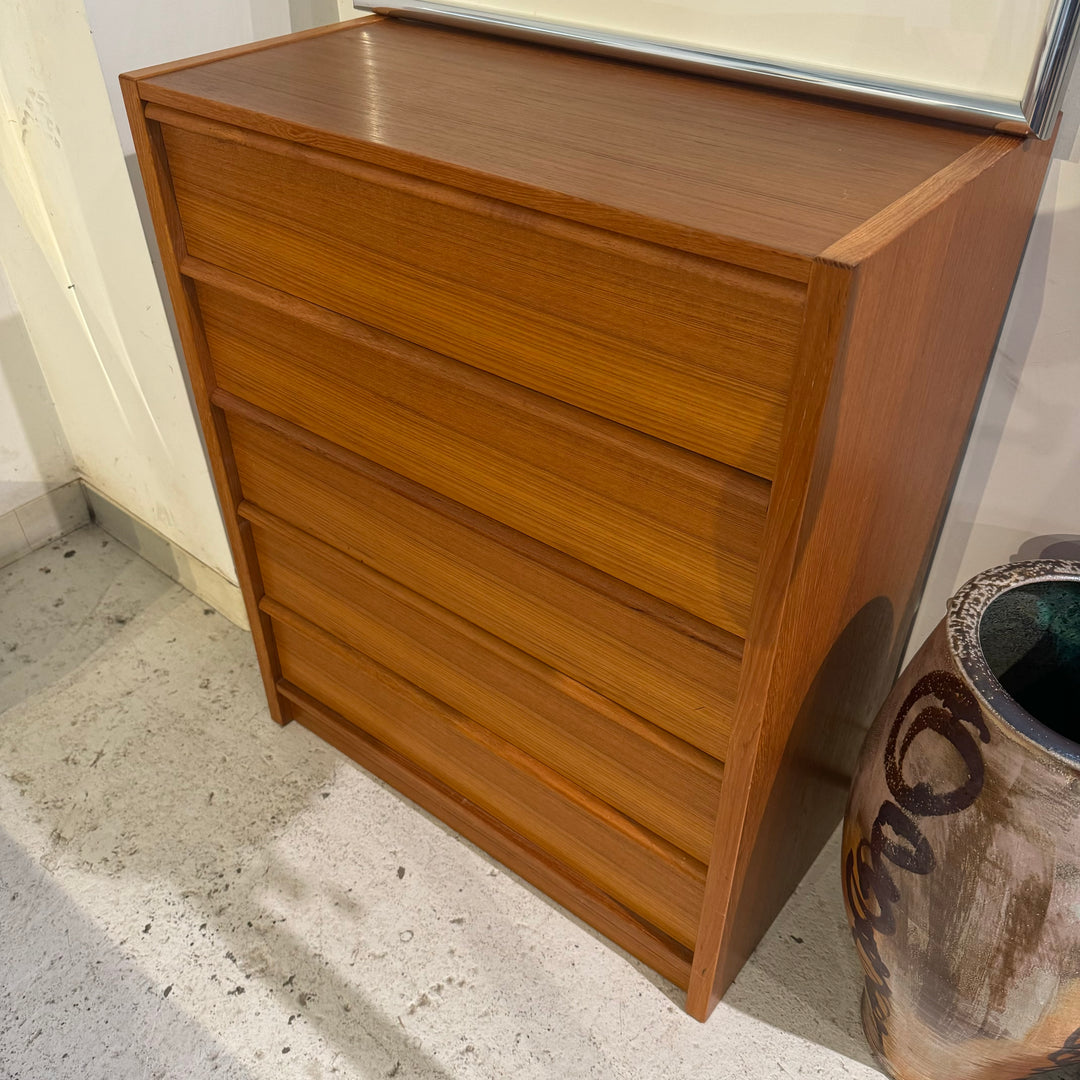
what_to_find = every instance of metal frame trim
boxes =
[1025,0,1080,138]
[367,1,1080,137]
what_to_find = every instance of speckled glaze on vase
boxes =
[843,559,1080,1080]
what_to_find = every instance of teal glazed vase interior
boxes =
[842,559,1080,1080]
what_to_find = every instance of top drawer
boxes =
[157,111,805,479]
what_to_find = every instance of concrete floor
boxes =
[0,524,1022,1079]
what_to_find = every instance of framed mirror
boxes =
[371,0,1079,136]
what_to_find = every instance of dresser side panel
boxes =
[689,127,1056,1018]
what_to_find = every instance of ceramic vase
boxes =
[843,559,1080,1080]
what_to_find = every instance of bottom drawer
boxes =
[270,611,707,950]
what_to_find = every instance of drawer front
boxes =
[198,275,767,636]
[162,119,805,478]
[252,514,723,863]
[226,411,740,760]
[270,611,707,948]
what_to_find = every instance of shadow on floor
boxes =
[721,827,880,1069]
[0,524,894,1079]
[0,824,254,1080]
[0,527,176,715]
[0,528,459,1080]
[16,526,1071,1078]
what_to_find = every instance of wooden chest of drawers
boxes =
[122,16,1053,1019]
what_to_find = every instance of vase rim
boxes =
[947,559,1080,767]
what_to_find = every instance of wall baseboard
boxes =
[83,483,249,629]
[0,480,90,569]
[2,479,248,628]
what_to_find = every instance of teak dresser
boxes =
[122,16,1054,1020]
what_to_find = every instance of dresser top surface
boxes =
[137,17,994,271]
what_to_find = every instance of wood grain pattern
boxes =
[195,270,767,633]
[687,121,1057,1018]
[162,119,801,477]
[226,407,741,759]
[272,610,707,948]
[251,514,723,862]
[282,687,695,988]
[133,20,986,277]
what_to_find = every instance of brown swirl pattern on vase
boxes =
[844,670,990,1056]
[844,561,1080,1080]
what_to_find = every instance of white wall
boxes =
[411,1,1058,104]
[85,0,291,158]
[908,87,1080,652]
[0,0,354,592]
[0,261,75,518]
[289,0,358,34]
[0,0,239,580]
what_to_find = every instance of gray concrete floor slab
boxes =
[0,525,1062,1079]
